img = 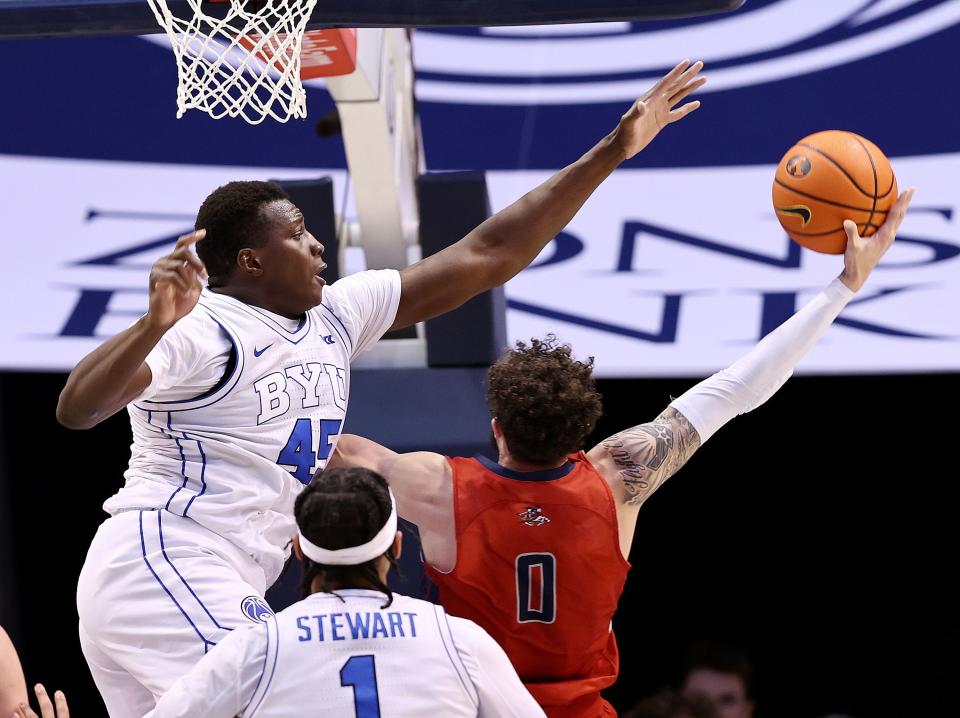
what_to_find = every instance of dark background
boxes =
[1,369,956,717]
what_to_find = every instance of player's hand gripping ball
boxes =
[773,130,897,254]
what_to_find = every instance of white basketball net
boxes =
[146,0,320,124]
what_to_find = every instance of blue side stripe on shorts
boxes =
[138,510,213,650]
[157,510,234,632]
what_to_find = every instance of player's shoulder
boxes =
[320,269,400,309]
[386,591,441,616]
[151,300,232,358]
[441,611,504,665]
[170,293,231,335]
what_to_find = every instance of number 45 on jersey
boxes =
[277,417,343,483]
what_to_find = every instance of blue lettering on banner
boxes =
[55,214,959,351]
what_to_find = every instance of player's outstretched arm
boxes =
[588,189,914,552]
[328,435,451,530]
[56,230,208,430]
[389,59,706,330]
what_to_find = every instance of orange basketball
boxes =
[772,130,897,254]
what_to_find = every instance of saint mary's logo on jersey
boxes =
[241,595,274,623]
[518,506,551,527]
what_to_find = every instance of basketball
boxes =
[772,130,897,254]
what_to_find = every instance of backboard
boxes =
[0,0,745,38]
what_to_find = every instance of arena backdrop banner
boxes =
[0,0,957,376]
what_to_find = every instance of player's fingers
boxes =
[53,691,68,718]
[668,76,707,106]
[158,256,201,286]
[169,247,209,279]
[667,100,701,122]
[876,187,915,245]
[652,58,691,93]
[670,59,704,91]
[15,703,38,718]
[842,219,860,244]
[174,228,206,250]
[153,269,191,294]
[33,685,55,718]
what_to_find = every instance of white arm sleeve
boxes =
[144,624,267,718]
[320,269,402,360]
[450,618,547,718]
[670,278,854,443]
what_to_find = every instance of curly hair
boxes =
[486,335,602,465]
[295,466,397,607]
[194,180,290,283]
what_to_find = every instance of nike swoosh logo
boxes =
[776,204,812,227]
[253,344,274,357]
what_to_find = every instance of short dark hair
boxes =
[680,641,755,698]
[194,180,290,282]
[486,335,602,465]
[295,467,397,607]
[624,689,719,718]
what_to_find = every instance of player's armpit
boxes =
[588,407,701,507]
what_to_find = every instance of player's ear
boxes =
[292,534,305,561]
[491,417,502,440]
[392,531,402,561]
[236,248,263,277]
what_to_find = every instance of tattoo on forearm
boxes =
[601,407,701,505]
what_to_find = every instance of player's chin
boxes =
[310,273,326,302]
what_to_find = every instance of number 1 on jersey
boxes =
[341,654,381,718]
[515,553,557,623]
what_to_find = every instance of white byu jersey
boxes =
[148,590,546,718]
[103,270,401,584]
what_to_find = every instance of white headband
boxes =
[297,489,398,566]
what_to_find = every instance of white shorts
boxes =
[77,509,272,718]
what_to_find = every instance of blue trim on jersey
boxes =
[248,304,308,335]
[242,619,272,716]
[317,303,354,355]
[209,290,312,344]
[138,511,214,651]
[164,413,189,511]
[182,435,208,517]
[134,306,245,413]
[475,454,576,482]
[432,605,475,704]
[157,510,234,632]
[136,406,170,437]
[247,616,280,716]
[441,610,480,708]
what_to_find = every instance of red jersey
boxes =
[424,453,630,718]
